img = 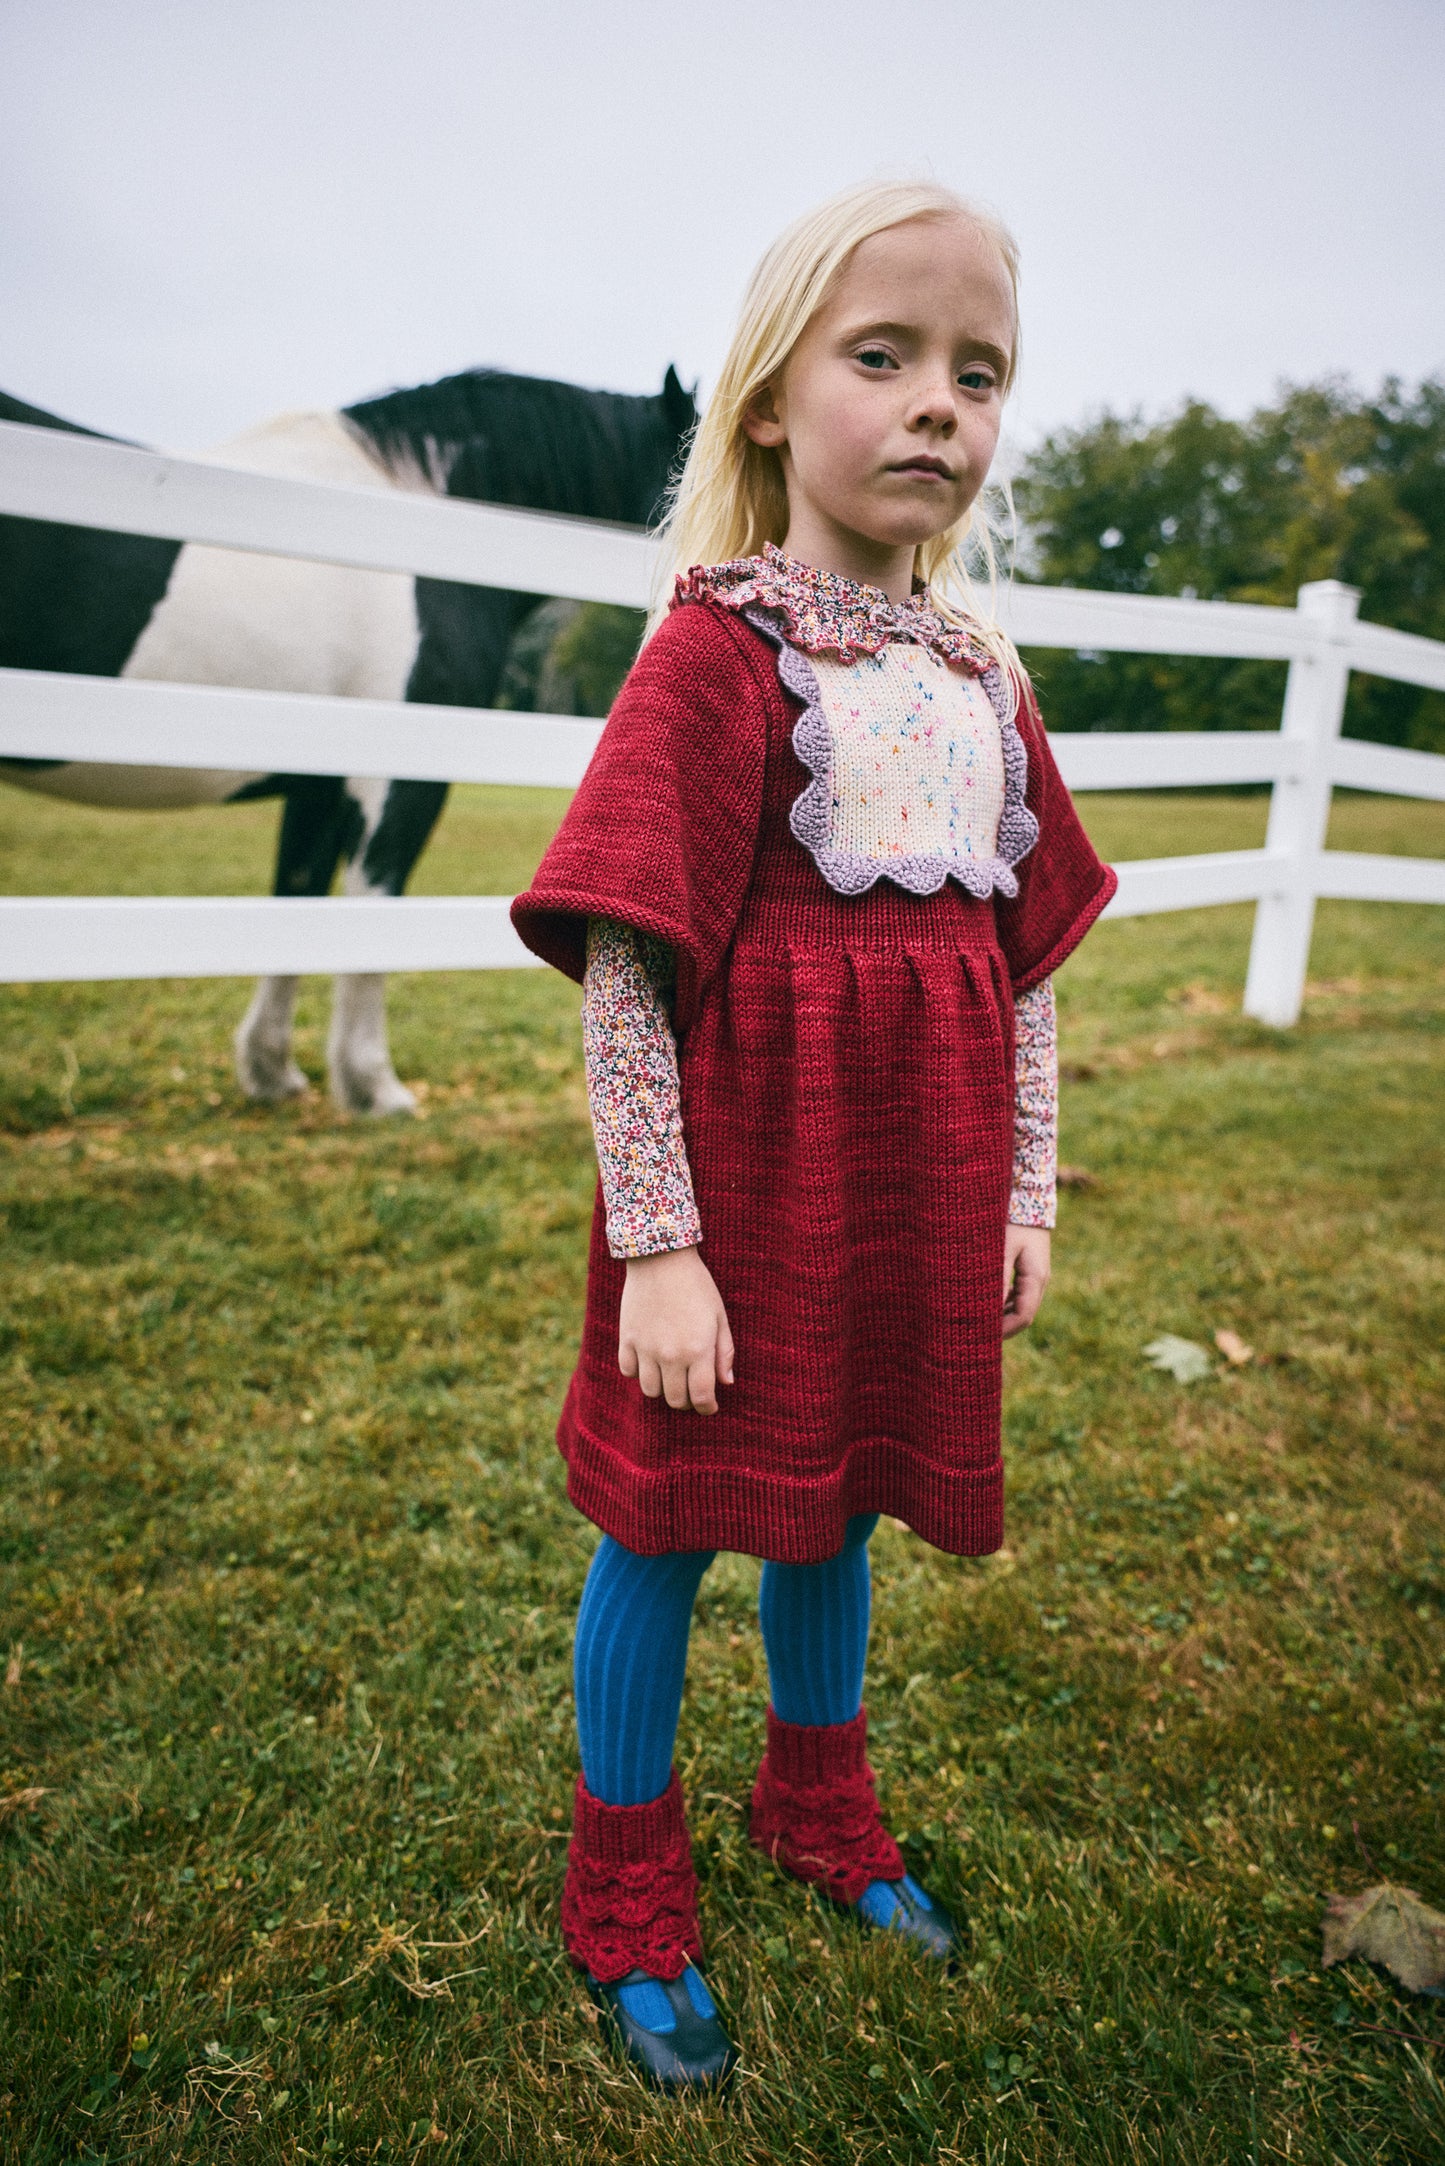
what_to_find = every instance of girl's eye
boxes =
[958,367,996,392]
[855,347,896,371]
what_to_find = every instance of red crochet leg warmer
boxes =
[559,1770,703,1985]
[749,1706,905,1908]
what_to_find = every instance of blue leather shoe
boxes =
[853,1873,963,1963]
[588,1964,739,2092]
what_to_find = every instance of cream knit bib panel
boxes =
[808,643,1007,871]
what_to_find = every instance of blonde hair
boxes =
[647,178,1023,685]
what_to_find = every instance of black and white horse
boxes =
[0,368,693,1111]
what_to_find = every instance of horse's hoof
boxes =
[234,1040,311,1103]
[330,1067,417,1117]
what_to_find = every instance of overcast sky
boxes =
[3,0,1442,464]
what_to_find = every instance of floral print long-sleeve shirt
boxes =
[582,916,1058,1260]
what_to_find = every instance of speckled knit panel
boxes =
[675,552,1041,906]
[809,643,1007,873]
[583,917,1057,1255]
[1008,978,1058,1229]
[582,916,701,1261]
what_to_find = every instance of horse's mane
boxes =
[343,366,694,527]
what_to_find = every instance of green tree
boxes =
[495,601,646,721]
[1013,377,1445,749]
[548,603,647,717]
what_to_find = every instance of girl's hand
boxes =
[619,1247,736,1415]
[1002,1224,1051,1339]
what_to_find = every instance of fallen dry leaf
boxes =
[0,1787,49,1821]
[1322,1883,1445,1998]
[1214,1329,1255,1367]
[1057,1165,1098,1191]
[4,1646,21,1687]
[1143,1334,1214,1384]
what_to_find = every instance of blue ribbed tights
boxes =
[574,1514,880,1808]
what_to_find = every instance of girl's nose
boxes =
[907,375,958,433]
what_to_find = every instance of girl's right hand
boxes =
[619,1247,735,1415]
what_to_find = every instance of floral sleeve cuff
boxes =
[581,916,703,1261]
[1008,977,1058,1229]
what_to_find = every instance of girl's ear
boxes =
[742,380,786,449]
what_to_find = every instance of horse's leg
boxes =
[235,776,360,1101]
[327,777,449,1116]
[234,976,308,1101]
[327,585,533,1113]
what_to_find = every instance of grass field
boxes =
[1,781,1442,2164]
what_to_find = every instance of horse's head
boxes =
[343,365,698,531]
[646,364,699,522]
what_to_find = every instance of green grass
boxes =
[1,782,1442,2163]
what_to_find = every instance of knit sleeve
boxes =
[1008,977,1058,1229]
[582,916,702,1261]
[993,677,1117,993]
[511,602,772,1032]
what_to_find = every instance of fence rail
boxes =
[1,419,1442,1022]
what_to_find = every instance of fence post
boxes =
[1242,578,1360,1027]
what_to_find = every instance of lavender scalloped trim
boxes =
[742,608,1040,902]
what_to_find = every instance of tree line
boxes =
[1012,375,1444,750]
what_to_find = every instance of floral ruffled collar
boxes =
[674,542,992,672]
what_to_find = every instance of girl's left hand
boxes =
[1002,1224,1051,1339]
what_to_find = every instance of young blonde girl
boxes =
[513,178,1116,2091]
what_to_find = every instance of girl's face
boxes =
[744,213,1015,595]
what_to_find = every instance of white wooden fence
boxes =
[2,416,1443,1026]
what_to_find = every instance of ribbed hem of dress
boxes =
[559,1412,1004,1563]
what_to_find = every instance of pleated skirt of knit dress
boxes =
[559,802,1019,1568]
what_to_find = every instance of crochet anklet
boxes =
[750,1708,961,1962]
[560,1771,702,1983]
[750,1707,904,1904]
[561,1773,736,2089]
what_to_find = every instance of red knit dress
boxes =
[512,578,1115,1565]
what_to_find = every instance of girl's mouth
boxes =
[890,457,955,481]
